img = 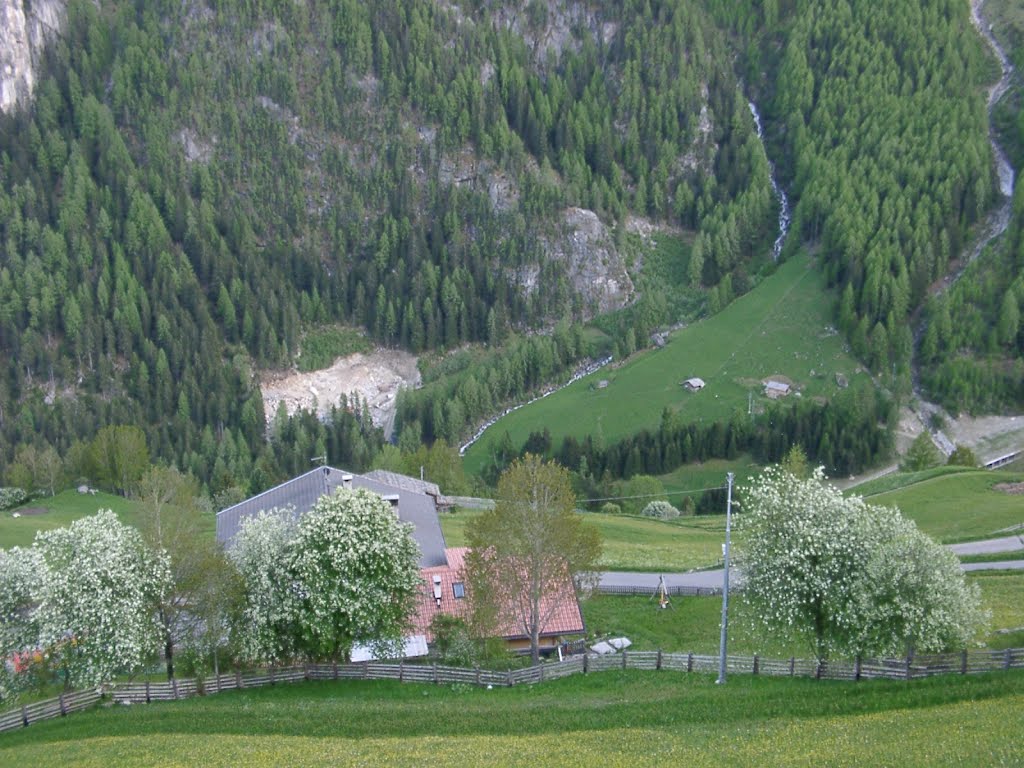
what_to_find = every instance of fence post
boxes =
[539,664,545,683]
[145,680,151,703]
[753,654,759,675]
[333,661,338,680]
[172,678,179,700]
[507,669,513,687]
[854,656,861,682]
[363,661,370,680]
[961,649,968,675]
[583,654,589,674]
[21,704,28,728]
[399,661,404,683]
[789,657,795,676]
[304,663,310,682]
[58,692,67,716]
[475,666,481,686]
[433,663,438,684]
[905,652,913,681]
[1005,648,1012,670]
[687,652,693,673]
[622,650,628,670]
[656,649,662,671]
[236,668,243,689]
[270,665,276,686]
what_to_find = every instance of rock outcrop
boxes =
[0,0,65,114]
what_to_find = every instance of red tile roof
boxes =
[411,547,585,641]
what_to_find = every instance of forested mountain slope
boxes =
[0,0,775,489]
[0,0,1016,498]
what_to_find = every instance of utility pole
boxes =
[717,472,735,685]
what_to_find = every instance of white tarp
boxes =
[350,635,429,662]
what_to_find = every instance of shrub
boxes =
[0,487,28,511]
[600,502,622,515]
[641,501,680,520]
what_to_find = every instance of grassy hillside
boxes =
[867,471,1024,542]
[463,252,870,476]
[442,507,725,572]
[1,672,1021,766]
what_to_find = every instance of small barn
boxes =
[681,377,705,391]
[763,380,791,399]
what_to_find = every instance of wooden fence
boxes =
[3,647,1022,734]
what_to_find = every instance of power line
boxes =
[578,485,727,504]
[487,483,729,507]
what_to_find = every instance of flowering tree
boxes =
[736,467,987,661]
[286,488,421,661]
[32,510,171,689]
[228,508,298,664]
[229,488,422,663]
[0,547,42,700]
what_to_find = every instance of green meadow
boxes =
[582,570,1024,653]
[0,490,152,549]
[441,508,725,572]
[463,253,870,476]
[865,471,1024,542]
[0,672,1020,767]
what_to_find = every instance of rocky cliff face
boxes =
[0,0,65,113]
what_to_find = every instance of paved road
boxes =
[601,535,1024,590]
[961,560,1024,572]
[600,560,1024,590]
[948,535,1024,556]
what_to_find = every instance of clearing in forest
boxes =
[463,253,869,476]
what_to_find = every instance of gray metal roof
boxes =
[363,469,442,499]
[215,467,448,568]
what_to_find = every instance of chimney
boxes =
[432,575,442,608]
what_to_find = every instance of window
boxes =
[452,582,465,599]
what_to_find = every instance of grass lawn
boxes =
[0,490,148,549]
[1,490,216,549]
[866,471,1024,542]
[582,571,1024,655]
[463,252,870,477]
[0,672,1021,766]
[442,508,726,571]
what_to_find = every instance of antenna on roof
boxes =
[310,455,327,466]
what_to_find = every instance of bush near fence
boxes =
[3,648,1022,734]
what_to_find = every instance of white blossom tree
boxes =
[0,547,42,700]
[286,488,421,661]
[228,488,421,664]
[736,467,987,661]
[32,510,171,689]
[228,508,298,664]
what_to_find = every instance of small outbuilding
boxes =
[763,380,791,398]
[681,377,705,391]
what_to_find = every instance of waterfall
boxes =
[748,101,791,261]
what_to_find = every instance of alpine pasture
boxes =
[463,253,870,477]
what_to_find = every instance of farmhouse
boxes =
[763,379,791,398]
[216,466,447,567]
[681,377,705,391]
[217,468,584,656]
[411,547,585,655]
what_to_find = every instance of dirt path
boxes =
[260,349,420,439]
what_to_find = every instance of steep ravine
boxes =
[910,0,1019,455]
